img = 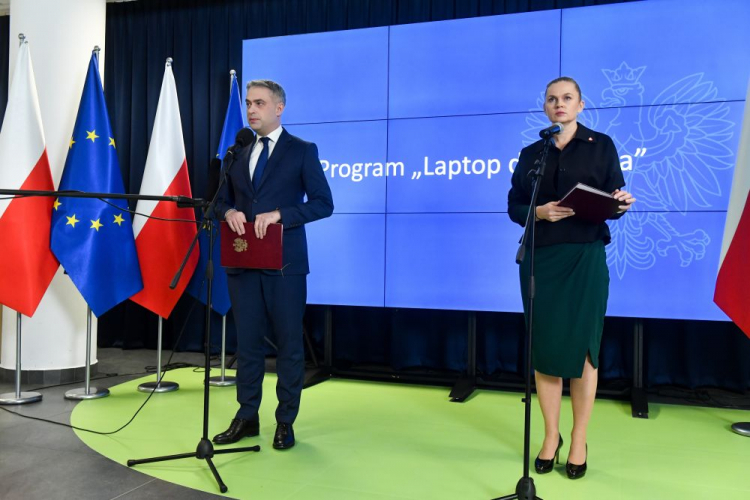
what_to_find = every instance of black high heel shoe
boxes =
[566,444,587,479]
[534,433,563,474]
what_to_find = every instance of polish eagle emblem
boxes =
[522,62,736,278]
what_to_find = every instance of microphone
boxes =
[539,122,564,139]
[175,195,203,208]
[214,127,255,202]
[226,127,255,156]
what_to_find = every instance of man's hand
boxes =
[225,209,247,235]
[254,210,281,239]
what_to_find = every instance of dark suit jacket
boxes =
[218,128,334,275]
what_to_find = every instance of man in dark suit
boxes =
[212,79,333,450]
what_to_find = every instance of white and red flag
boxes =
[715,79,750,338]
[0,41,58,317]
[131,60,198,318]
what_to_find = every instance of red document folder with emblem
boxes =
[220,222,283,270]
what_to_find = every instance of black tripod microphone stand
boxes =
[127,146,259,493]
[493,134,555,500]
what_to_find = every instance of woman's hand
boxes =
[536,201,575,222]
[613,189,636,213]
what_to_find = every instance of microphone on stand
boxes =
[225,127,255,158]
[214,127,255,196]
[539,122,564,139]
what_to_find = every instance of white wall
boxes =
[1,0,106,370]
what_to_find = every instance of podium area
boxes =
[1,348,747,499]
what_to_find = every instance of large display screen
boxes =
[242,0,750,320]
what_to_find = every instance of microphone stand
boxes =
[126,149,259,494]
[0,188,196,206]
[493,135,554,500]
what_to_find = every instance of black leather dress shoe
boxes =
[273,422,295,450]
[212,418,259,445]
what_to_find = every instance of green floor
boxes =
[72,368,750,499]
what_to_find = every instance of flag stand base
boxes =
[0,313,43,406]
[65,307,110,401]
[0,391,42,405]
[138,381,179,393]
[208,376,236,387]
[65,387,110,400]
[731,422,750,437]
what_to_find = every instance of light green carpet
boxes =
[71,368,750,499]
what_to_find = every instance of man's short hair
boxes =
[246,79,286,105]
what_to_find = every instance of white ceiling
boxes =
[0,0,137,17]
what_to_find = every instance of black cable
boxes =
[193,356,223,373]
[28,371,150,392]
[651,386,750,410]
[1,192,200,224]
[0,283,215,435]
[70,194,200,224]
[151,274,213,381]
[0,386,159,435]
[143,362,200,373]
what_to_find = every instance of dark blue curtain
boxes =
[0,16,10,128]
[95,0,750,393]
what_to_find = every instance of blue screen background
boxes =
[388,11,561,118]
[243,0,750,320]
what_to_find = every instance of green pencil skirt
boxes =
[519,240,609,379]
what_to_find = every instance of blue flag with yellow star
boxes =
[185,72,245,316]
[50,52,143,317]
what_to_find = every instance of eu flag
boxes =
[186,71,246,316]
[50,51,142,317]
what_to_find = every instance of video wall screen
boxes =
[243,0,750,321]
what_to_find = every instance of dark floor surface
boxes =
[0,348,226,500]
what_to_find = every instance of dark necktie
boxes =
[252,136,270,190]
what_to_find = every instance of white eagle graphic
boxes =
[523,62,736,278]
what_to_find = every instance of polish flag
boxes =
[0,42,58,317]
[715,79,750,338]
[130,60,198,318]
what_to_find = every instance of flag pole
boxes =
[209,314,236,386]
[138,316,179,393]
[0,313,42,405]
[714,77,750,436]
[207,69,238,388]
[65,307,109,400]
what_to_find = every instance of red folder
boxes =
[220,222,283,270]
[558,183,621,224]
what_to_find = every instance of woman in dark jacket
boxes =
[507,76,635,479]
